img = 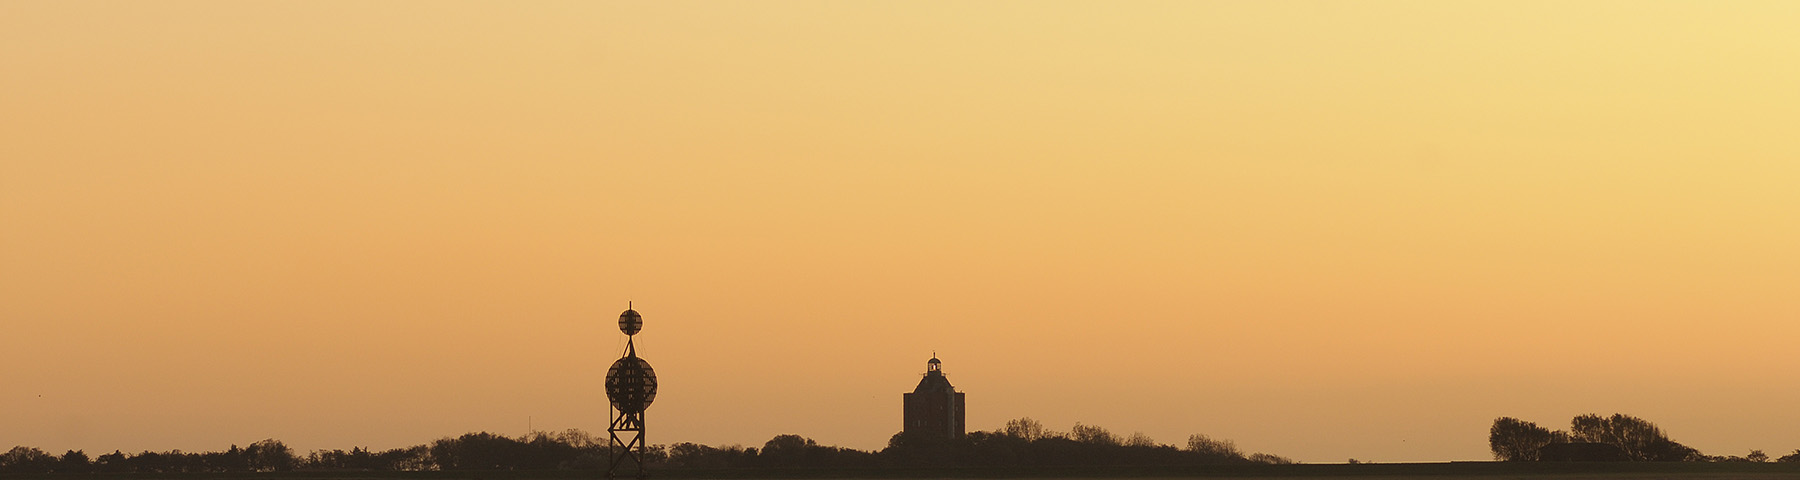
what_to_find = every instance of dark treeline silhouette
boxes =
[869,418,1294,468]
[662,418,1291,469]
[0,418,1290,474]
[0,439,305,474]
[0,432,594,474]
[1490,413,1800,463]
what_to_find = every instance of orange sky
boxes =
[3,1,1799,463]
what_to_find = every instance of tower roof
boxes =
[913,372,954,393]
[913,355,955,393]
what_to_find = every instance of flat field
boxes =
[663,462,1800,479]
[9,463,1800,480]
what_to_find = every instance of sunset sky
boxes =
[4,1,1799,463]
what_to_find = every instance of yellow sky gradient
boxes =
[3,1,1799,462]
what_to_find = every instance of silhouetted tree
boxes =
[550,428,602,449]
[1494,413,1702,462]
[0,446,58,474]
[213,444,248,472]
[1186,434,1244,460]
[1569,414,1698,461]
[378,445,432,471]
[1002,417,1046,441]
[755,434,873,468]
[1489,417,1555,461]
[431,432,531,470]
[56,449,90,473]
[759,434,816,467]
[1248,452,1295,464]
[1071,422,1118,446]
[125,450,167,473]
[306,446,387,470]
[961,431,1029,465]
[93,450,127,473]
[1778,449,1800,463]
[1747,450,1769,463]
[667,442,755,468]
[245,439,297,471]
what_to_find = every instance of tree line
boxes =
[667,418,1293,469]
[0,432,586,475]
[0,418,1288,474]
[1489,413,1800,463]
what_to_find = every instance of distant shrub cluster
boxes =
[1489,413,1800,463]
[0,418,1287,474]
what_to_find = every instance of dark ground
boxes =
[9,463,1800,480]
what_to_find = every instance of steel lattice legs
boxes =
[607,411,646,479]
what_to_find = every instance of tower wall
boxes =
[954,391,965,437]
[903,390,963,439]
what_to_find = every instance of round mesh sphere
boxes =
[618,309,642,335]
[605,356,657,413]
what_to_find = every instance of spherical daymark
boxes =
[619,308,643,335]
[605,356,657,413]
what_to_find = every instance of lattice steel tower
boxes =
[606,303,657,479]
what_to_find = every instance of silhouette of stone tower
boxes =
[903,355,965,440]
